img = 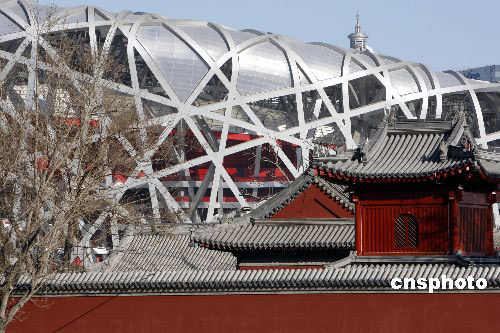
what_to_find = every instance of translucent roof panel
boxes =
[349,60,364,74]
[94,11,108,21]
[224,28,257,46]
[33,4,59,24]
[413,66,434,90]
[468,78,490,85]
[177,24,228,62]
[435,72,462,88]
[354,53,377,69]
[0,12,22,35]
[379,55,400,65]
[137,25,209,102]
[389,68,420,96]
[296,66,311,85]
[120,24,132,34]
[122,13,148,23]
[58,10,87,24]
[288,42,343,81]
[237,42,292,96]
[3,1,29,26]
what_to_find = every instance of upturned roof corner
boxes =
[311,117,500,182]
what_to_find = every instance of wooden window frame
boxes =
[394,213,418,249]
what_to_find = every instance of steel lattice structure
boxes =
[1,1,499,258]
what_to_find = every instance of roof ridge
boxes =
[250,172,354,219]
[313,177,355,211]
[312,118,500,182]
[193,223,355,251]
[361,119,388,161]
[15,263,500,295]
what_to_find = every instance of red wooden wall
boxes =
[272,183,354,220]
[458,192,494,255]
[8,293,500,333]
[357,193,449,255]
[356,190,496,256]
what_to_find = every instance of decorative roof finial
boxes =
[355,10,361,33]
[348,11,368,51]
[451,103,466,124]
[384,106,397,126]
[439,141,448,161]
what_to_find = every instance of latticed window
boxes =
[394,214,418,249]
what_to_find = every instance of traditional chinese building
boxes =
[193,172,355,270]
[313,113,500,257]
[249,172,355,220]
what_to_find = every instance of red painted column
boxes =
[486,192,496,255]
[353,194,361,255]
[449,191,460,254]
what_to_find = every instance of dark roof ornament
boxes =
[451,104,466,124]
[460,135,473,153]
[353,147,367,163]
[447,104,480,158]
[384,106,397,127]
[449,129,478,159]
[439,141,448,162]
[311,115,500,182]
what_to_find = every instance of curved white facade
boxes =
[1,0,500,237]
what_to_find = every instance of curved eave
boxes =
[196,241,354,252]
[314,162,498,184]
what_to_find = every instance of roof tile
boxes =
[313,118,500,181]
[107,233,237,272]
[194,222,355,251]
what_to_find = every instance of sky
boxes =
[38,0,499,72]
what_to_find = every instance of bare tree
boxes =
[0,9,179,330]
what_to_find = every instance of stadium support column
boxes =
[187,164,216,221]
[252,145,262,199]
[177,119,199,221]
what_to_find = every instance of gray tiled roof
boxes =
[313,118,500,181]
[480,151,500,178]
[251,172,354,219]
[193,221,355,251]
[16,263,500,295]
[106,233,237,272]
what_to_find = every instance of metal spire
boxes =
[348,11,368,51]
[355,11,361,33]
